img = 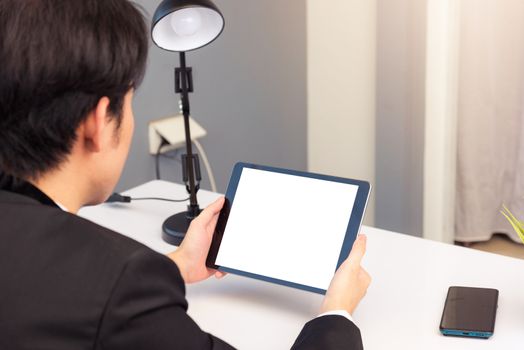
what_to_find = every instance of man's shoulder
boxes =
[0,190,151,263]
[0,193,184,348]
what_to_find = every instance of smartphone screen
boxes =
[440,286,498,338]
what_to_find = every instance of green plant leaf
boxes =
[501,205,524,244]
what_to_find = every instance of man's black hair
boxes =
[0,0,149,179]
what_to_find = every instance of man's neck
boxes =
[31,169,86,214]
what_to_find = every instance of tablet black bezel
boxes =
[206,162,371,294]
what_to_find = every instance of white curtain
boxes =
[455,0,524,242]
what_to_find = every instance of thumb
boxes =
[198,197,225,222]
[347,234,367,265]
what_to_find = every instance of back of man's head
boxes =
[0,0,149,180]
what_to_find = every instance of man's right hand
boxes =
[321,234,371,315]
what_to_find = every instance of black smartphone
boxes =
[439,286,498,338]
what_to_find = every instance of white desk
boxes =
[79,180,524,349]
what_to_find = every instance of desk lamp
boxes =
[151,0,225,246]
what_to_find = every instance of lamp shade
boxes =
[152,0,224,52]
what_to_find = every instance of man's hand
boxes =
[168,197,227,284]
[321,234,371,315]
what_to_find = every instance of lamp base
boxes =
[162,209,201,246]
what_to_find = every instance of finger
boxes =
[215,271,227,279]
[360,266,371,283]
[347,234,367,265]
[206,211,220,232]
[198,197,225,223]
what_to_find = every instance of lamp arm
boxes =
[177,51,200,216]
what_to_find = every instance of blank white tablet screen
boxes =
[215,168,359,290]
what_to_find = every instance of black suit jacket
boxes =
[0,185,363,349]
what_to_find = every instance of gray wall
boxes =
[118,0,425,238]
[375,0,426,237]
[117,0,307,193]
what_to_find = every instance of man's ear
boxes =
[82,97,111,153]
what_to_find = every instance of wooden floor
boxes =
[467,234,524,260]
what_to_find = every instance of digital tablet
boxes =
[206,162,371,294]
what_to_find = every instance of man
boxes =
[0,1,371,349]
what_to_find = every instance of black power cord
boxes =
[106,193,189,204]
[132,196,189,203]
